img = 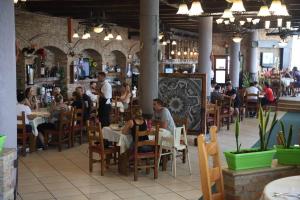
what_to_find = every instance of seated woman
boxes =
[17,92,34,134]
[37,94,69,145]
[23,87,38,110]
[261,82,275,106]
[119,83,132,110]
[121,109,152,153]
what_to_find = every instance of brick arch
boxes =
[34,37,69,54]
[81,48,103,73]
[43,45,68,74]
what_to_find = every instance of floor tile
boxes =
[88,191,121,200]
[18,184,47,194]
[114,188,147,199]
[51,187,83,198]
[164,182,196,192]
[105,182,136,191]
[56,194,88,200]
[139,185,171,195]
[21,191,54,200]
[78,184,108,195]
[176,189,203,199]
[151,193,186,200]
[44,181,75,191]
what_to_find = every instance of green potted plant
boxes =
[224,108,277,170]
[0,135,7,153]
[276,121,300,165]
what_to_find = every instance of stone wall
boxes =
[15,10,140,92]
[223,165,300,200]
[0,149,17,200]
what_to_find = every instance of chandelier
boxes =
[215,0,291,42]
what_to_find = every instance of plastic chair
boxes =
[158,125,192,178]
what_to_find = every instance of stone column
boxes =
[140,0,159,115]
[0,0,17,148]
[247,30,258,81]
[230,41,241,88]
[198,17,213,96]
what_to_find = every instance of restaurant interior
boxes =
[1,0,300,199]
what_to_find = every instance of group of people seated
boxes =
[262,66,300,97]
[210,80,275,118]
[17,71,176,152]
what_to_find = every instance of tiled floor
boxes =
[18,112,285,200]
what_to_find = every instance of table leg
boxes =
[29,135,37,153]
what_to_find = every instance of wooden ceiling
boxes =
[23,0,300,33]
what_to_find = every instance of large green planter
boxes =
[276,147,300,165]
[0,135,7,153]
[224,149,276,171]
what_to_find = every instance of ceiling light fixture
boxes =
[221,9,234,19]
[162,41,167,45]
[72,32,79,38]
[286,21,291,29]
[104,36,110,41]
[188,0,204,16]
[229,17,235,23]
[108,33,114,39]
[177,51,181,56]
[171,50,175,55]
[159,33,164,40]
[14,0,18,3]
[278,3,289,16]
[265,20,271,29]
[257,5,271,17]
[172,40,177,45]
[269,0,282,15]
[177,2,189,15]
[93,26,104,33]
[224,20,230,25]
[116,34,122,40]
[277,18,283,27]
[232,36,243,43]
[230,0,246,12]
[246,18,253,23]
[239,20,246,25]
[82,33,89,40]
[216,18,224,24]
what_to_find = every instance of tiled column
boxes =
[139,0,159,115]
[198,17,213,96]
[0,0,17,148]
[230,41,241,88]
[247,30,259,81]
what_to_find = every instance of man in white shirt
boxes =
[97,72,112,126]
[17,93,34,134]
[246,82,260,101]
[86,81,98,103]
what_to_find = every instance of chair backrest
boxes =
[73,108,84,126]
[86,120,104,150]
[245,91,259,103]
[58,109,73,133]
[134,125,159,154]
[197,126,224,200]
[17,111,26,137]
[173,125,188,148]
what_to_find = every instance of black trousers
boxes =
[98,103,111,127]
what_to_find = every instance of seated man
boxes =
[223,82,240,116]
[261,82,275,106]
[210,84,223,104]
[246,82,260,102]
[17,93,34,134]
[153,98,176,135]
[291,67,300,97]
[72,86,92,121]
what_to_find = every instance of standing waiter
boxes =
[97,72,112,126]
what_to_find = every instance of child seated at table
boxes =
[121,109,152,153]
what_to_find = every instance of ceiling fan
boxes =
[78,10,117,31]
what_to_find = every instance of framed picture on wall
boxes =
[261,52,274,68]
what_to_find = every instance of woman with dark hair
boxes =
[23,87,38,110]
[261,81,275,106]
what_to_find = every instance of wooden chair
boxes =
[17,112,29,156]
[133,125,159,181]
[217,96,233,130]
[72,108,84,146]
[197,126,224,200]
[44,109,73,152]
[87,120,120,176]
[245,91,260,118]
[206,103,219,131]
[173,116,189,163]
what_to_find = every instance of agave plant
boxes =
[278,121,293,148]
[258,107,278,151]
[235,117,241,153]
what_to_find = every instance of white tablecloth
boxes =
[261,176,300,200]
[102,127,173,154]
[29,117,47,136]
[102,126,132,154]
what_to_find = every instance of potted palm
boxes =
[224,108,277,170]
[276,122,300,165]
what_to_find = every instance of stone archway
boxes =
[43,46,68,77]
[111,50,126,72]
[81,48,103,76]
